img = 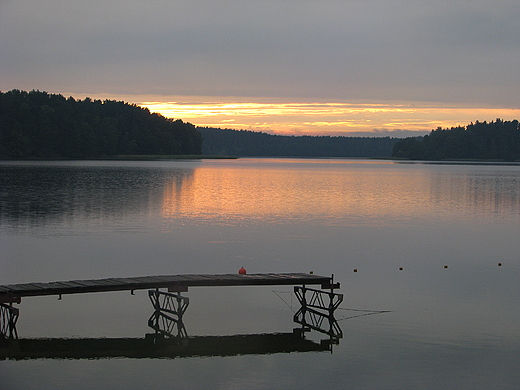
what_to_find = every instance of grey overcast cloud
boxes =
[1,0,519,135]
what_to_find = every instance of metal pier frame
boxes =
[293,284,344,342]
[0,303,19,342]
[147,289,189,341]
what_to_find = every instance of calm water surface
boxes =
[1,158,520,389]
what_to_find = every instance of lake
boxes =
[1,158,520,389]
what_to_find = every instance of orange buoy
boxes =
[238,267,247,274]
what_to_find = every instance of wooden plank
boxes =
[68,280,116,287]
[147,275,188,283]
[240,274,271,279]
[29,282,64,290]
[109,277,148,283]
[68,280,100,288]
[96,279,124,286]
[137,276,167,282]
[3,284,41,292]
[107,278,143,285]
[180,274,214,281]
[208,274,241,279]
[126,276,167,284]
[54,281,88,289]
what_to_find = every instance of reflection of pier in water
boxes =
[1,273,343,347]
[0,331,333,360]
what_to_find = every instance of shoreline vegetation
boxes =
[1,90,518,162]
[0,89,399,160]
[0,155,237,161]
[197,127,399,158]
[392,118,520,162]
[0,90,203,159]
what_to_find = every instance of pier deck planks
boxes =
[0,273,333,302]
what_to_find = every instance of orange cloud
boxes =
[138,98,520,137]
[65,93,520,137]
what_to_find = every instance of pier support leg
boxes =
[148,289,189,341]
[0,303,19,343]
[293,286,343,343]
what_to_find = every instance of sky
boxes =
[1,0,519,137]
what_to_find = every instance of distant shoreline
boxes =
[2,156,520,165]
[394,159,520,166]
[0,155,238,161]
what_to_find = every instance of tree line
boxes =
[198,127,399,157]
[392,119,520,161]
[0,90,202,158]
[11,89,502,160]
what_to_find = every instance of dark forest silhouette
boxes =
[392,119,520,161]
[0,90,202,158]
[4,90,517,160]
[198,127,398,157]
[0,90,399,159]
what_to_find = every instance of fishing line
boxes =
[336,310,392,322]
[336,307,391,313]
[272,290,392,321]
[272,290,295,312]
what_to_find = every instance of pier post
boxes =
[293,285,343,342]
[0,303,19,343]
[147,289,189,341]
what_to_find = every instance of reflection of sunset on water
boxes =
[163,159,519,225]
[161,161,404,225]
[161,160,520,226]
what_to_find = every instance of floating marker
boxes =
[238,267,247,274]
[353,269,358,273]
[498,263,502,267]
[444,265,448,269]
[399,267,403,271]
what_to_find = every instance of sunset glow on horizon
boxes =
[135,98,520,137]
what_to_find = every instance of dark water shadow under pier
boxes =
[0,331,333,360]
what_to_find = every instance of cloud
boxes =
[1,0,519,120]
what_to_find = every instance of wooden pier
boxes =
[0,273,337,303]
[0,273,342,343]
